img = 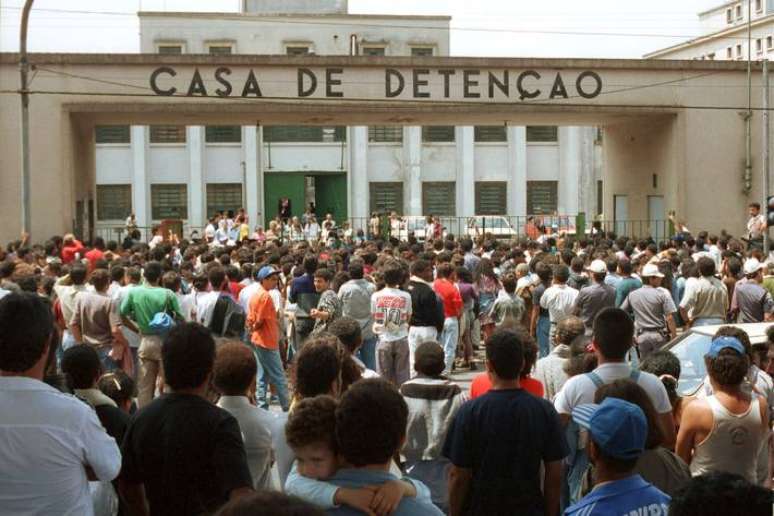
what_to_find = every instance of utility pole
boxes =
[745,0,753,193]
[764,59,770,252]
[19,0,35,238]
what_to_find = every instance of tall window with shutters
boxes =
[526,126,558,143]
[422,182,456,216]
[151,184,188,220]
[96,185,132,220]
[475,182,507,215]
[369,182,403,214]
[206,184,243,216]
[526,181,558,215]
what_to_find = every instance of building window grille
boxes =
[205,126,242,143]
[208,45,233,55]
[369,182,403,214]
[410,47,434,56]
[474,126,507,142]
[286,46,310,55]
[149,125,186,144]
[526,126,559,143]
[157,45,183,54]
[368,126,403,143]
[727,8,733,23]
[264,126,346,142]
[475,182,507,215]
[422,182,456,215]
[362,46,386,56]
[736,4,743,20]
[206,183,243,217]
[95,125,130,144]
[422,126,455,143]
[526,181,558,215]
[96,185,132,220]
[151,184,188,220]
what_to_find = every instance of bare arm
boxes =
[665,312,677,340]
[675,403,699,464]
[69,322,83,344]
[448,465,473,516]
[658,411,677,450]
[121,315,140,334]
[679,307,691,327]
[543,460,562,516]
[530,304,540,336]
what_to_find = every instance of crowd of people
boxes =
[1,202,774,516]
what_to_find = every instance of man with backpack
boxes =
[247,266,289,411]
[552,308,675,508]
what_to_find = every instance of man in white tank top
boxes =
[676,336,769,484]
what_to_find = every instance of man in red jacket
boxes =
[433,262,462,375]
[60,234,85,264]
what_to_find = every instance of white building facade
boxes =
[645,0,774,61]
[93,0,601,234]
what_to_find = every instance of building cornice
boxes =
[137,11,452,22]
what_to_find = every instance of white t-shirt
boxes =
[371,287,412,341]
[554,362,673,415]
[540,283,579,324]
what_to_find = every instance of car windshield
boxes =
[665,332,712,396]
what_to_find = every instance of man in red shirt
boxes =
[433,263,462,375]
[60,234,84,264]
[84,237,106,272]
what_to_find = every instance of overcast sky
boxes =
[0,0,724,58]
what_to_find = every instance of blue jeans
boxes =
[253,346,290,412]
[536,315,551,358]
[440,317,459,375]
[693,317,725,327]
[95,347,119,373]
[357,336,377,371]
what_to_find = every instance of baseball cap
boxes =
[586,259,607,274]
[256,265,279,281]
[743,258,764,276]
[705,336,745,358]
[640,263,664,278]
[572,397,647,460]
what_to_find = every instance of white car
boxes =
[662,322,771,396]
[393,216,447,242]
[465,216,518,240]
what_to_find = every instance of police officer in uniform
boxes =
[620,263,677,359]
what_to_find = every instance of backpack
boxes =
[209,294,246,338]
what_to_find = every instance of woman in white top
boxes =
[676,336,768,484]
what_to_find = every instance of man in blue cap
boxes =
[565,397,670,515]
[676,335,768,484]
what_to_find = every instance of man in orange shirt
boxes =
[433,263,463,375]
[247,265,289,411]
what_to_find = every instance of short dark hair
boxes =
[669,472,773,516]
[294,336,342,399]
[162,323,215,390]
[327,317,362,354]
[535,261,552,282]
[749,202,761,210]
[208,264,227,290]
[485,328,525,380]
[98,370,136,407]
[0,293,53,372]
[592,308,634,360]
[61,345,101,389]
[335,379,408,467]
[285,395,337,452]
[110,265,125,283]
[413,340,445,377]
[382,260,403,286]
[410,258,431,277]
[553,264,570,283]
[697,257,716,277]
[213,341,257,396]
[436,262,453,279]
[162,271,180,292]
[314,268,333,282]
[215,491,326,516]
[70,263,87,285]
[144,261,163,284]
[501,273,517,294]
[303,255,318,274]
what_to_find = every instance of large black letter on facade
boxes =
[214,67,232,97]
[516,70,541,101]
[413,69,430,98]
[150,66,177,96]
[325,68,343,97]
[438,69,455,98]
[385,69,405,98]
[549,73,568,99]
[488,71,508,98]
[241,70,263,97]
[186,68,208,97]
[298,68,317,97]
[576,71,603,99]
[463,70,480,98]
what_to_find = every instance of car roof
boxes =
[687,322,772,345]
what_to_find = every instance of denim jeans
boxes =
[357,336,378,372]
[95,347,119,373]
[440,317,459,375]
[253,346,290,412]
[536,315,551,358]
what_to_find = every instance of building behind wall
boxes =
[93,1,602,234]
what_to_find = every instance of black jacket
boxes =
[408,279,445,333]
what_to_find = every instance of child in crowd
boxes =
[284,395,431,514]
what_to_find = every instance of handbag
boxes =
[149,293,177,335]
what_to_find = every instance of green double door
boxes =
[263,172,347,227]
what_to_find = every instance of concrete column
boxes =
[256,126,265,226]
[558,126,581,215]
[456,126,475,217]
[243,126,259,227]
[349,126,369,221]
[577,127,597,217]
[404,126,422,216]
[130,126,148,227]
[187,126,205,228]
[509,126,527,216]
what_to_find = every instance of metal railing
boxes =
[93,217,672,245]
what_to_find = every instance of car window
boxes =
[666,332,712,396]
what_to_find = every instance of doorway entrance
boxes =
[263,172,348,227]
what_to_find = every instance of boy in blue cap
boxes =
[565,397,670,515]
